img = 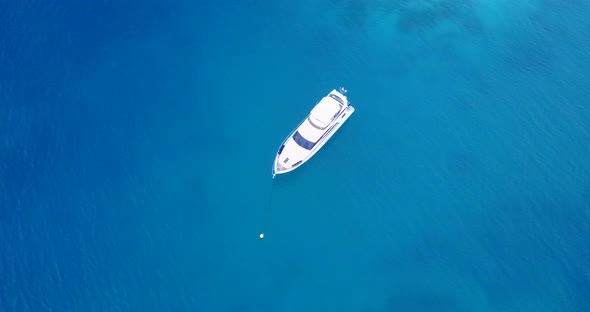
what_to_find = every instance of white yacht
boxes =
[272,88,355,178]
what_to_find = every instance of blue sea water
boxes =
[1,0,589,311]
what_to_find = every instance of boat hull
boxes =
[272,95,355,178]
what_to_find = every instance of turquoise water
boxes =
[1,0,589,311]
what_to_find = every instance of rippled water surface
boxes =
[1,1,589,311]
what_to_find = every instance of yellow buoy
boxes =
[259,233,265,239]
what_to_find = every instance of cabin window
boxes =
[292,131,316,150]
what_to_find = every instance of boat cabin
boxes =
[307,96,344,130]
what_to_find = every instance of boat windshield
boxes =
[292,131,316,150]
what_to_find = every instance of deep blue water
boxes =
[1,0,589,311]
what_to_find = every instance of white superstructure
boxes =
[272,88,355,178]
